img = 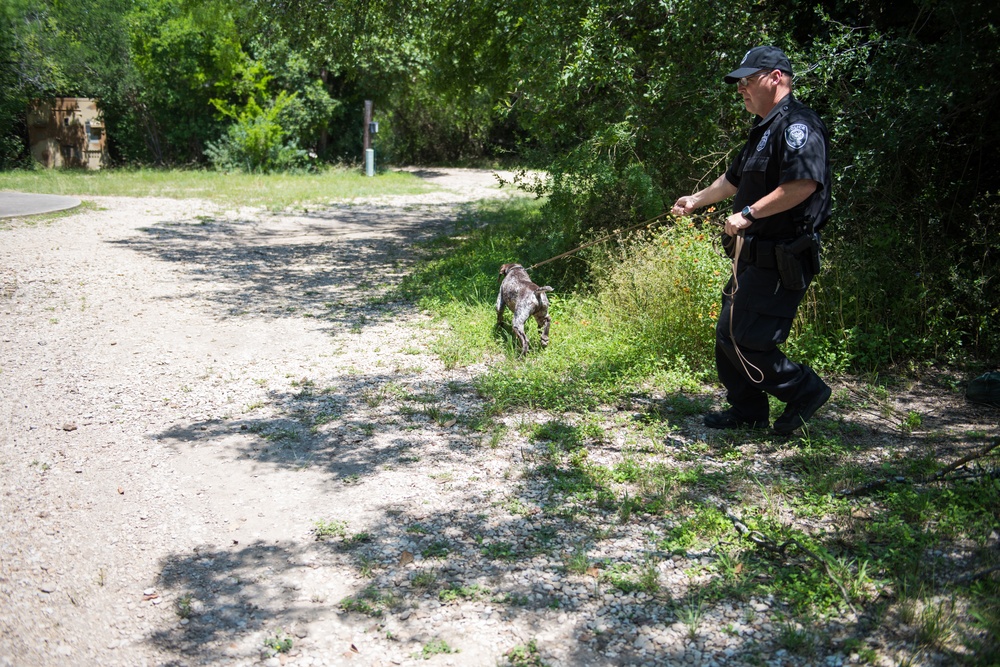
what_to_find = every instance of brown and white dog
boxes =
[496,263,553,356]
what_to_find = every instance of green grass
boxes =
[0,166,435,209]
[400,198,724,412]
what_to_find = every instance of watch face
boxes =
[742,206,753,218]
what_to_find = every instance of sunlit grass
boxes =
[0,166,436,208]
[401,198,722,412]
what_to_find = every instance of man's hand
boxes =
[724,211,752,237]
[671,174,737,217]
[671,195,698,216]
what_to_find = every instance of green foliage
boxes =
[121,0,247,163]
[248,36,341,152]
[438,583,489,602]
[415,638,457,659]
[206,91,311,172]
[264,632,293,653]
[312,518,348,540]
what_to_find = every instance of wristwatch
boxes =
[741,205,757,222]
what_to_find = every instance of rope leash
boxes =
[726,232,765,384]
[526,211,721,271]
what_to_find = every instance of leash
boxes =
[526,211,722,271]
[725,232,765,384]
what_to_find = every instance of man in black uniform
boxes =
[671,46,832,435]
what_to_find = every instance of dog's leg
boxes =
[511,310,531,356]
[495,291,506,326]
[535,288,553,348]
[536,311,551,348]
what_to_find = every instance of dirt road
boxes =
[0,169,550,667]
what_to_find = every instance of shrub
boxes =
[205,91,312,173]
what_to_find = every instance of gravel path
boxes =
[0,169,992,667]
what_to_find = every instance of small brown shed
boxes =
[28,98,107,169]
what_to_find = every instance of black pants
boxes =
[714,264,825,420]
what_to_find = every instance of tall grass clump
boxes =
[403,201,727,411]
[590,220,728,377]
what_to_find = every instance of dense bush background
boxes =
[1,0,996,365]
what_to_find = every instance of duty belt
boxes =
[723,230,821,274]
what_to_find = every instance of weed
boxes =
[439,583,489,603]
[900,410,923,433]
[776,623,816,656]
[916,599,956,648]
[357,554,377,578]
[677,595,705,639]
[311,410,340,428]
[415,638,457,659]
[504,497,534,516]
[247,423,299,442]
[564,546,589,574]
[659,506,731,553]
[176,594,193,619]
[412,570,437,588]
[422,541,450,559]
[495,591,531,606]
[339,587,393,617]
[602,561,659,594]
[362,386,389,407]
[424,405,456,426]
[348,532,373,545]
[313,519,348,541]
[505,639,547,666]
[264,632,293,653]
[406,523,431,535]
[482,541,519,561]
[485,423,507,448]
[715,551,747,582]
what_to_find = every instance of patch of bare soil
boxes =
[0,168,996,667]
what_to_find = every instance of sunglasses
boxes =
[737,70,771,87]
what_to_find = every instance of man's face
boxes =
[737,69,774,116]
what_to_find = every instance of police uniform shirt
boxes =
[725,93,832,239]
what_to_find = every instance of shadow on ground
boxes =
[121,200,997,665]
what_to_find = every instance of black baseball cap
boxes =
[723,46,793,83]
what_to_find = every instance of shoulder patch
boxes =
[785,123,809,150]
